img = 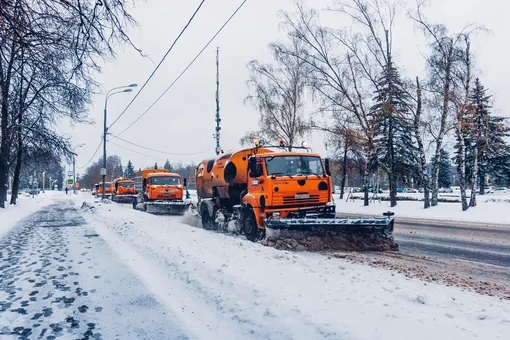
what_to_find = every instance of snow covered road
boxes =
[0,200,188,339]
[76,196,510,340]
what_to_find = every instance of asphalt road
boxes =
[0,200,188,339]
[336,213,510,269]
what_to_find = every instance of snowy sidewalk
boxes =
[0,199,188,339]
[0,191,61,238]
[79,196,510,340]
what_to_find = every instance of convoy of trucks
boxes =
[91,140,396,251]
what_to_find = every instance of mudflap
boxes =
[145,202,191,215]
[264,218,398,252]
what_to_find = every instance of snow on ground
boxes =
[76,193,510,340]
[0,190,62,238]
[335,193,510,225]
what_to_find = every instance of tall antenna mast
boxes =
[215,47,221,155]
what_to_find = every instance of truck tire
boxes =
[132,197,137,210]
[200,201,215,230]
[243,209,258,242]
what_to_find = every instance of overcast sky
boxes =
[69,0,509,173]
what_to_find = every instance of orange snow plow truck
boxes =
[111,177,136,203]
[196,140,397,251]
[95,182,112,197]
[132,169,190,215]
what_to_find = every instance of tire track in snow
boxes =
[84,208,340,340]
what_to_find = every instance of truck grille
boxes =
[272,192,326,206]
[157,194,177,200]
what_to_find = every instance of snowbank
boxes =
[0,191,61,237]
[79,196,510,340]
[335,193,510,225]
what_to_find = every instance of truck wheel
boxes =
[243,209,258,242]
[200,202,215,230]
[132,197,137,210]
[143,203,147,212]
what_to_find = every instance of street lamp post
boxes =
[102,84,137,200]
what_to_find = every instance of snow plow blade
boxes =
[145,201,191,215]
[112,195,136,204]
[264,218,398,251]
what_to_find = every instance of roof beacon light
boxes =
[279,140,285,146]
[301,141,308,147]
[254,140,260,147]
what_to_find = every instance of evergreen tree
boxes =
[434,149,451,188]
[163,159,173,171]
[461,79,510,194]
[126,160,135,179]
[370,59,419,206]
[154,162,158,169]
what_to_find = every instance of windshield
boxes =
[150,176,180,186]
[265,156,324,177]
[118,182,134,187]
[104,183,112,188]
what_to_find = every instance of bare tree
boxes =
[279,0,411,206]
[242,36,309,150]
[0,0,139,208]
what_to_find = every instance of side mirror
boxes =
[183,178,187,187]
[324,158,331,176]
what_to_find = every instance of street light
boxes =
[102,84,137,200]
[72,143,85,194]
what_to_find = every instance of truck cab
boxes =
[242,152,335,230]
[143,173,184,201]
[113,178,136,196]
[96,182,113,196]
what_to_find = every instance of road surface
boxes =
[337,212,510,287]
[0,200,188,339]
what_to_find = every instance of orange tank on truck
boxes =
[195,140,396,251]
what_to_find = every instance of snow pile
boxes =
[336,197,510,225]
[78,197,510,340]
[0,191,59,237]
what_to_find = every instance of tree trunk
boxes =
[469,145,478,207]
[0,104,9,208]
[431,45,454,207]
[340,145,348,199]
[363,162,369,206]
[414,77,430,208]
[10,146,22,205]
[479,168,485,195]
[457,129,469,211]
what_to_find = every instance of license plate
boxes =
[295,194,309,199]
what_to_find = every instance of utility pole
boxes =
[73,154,76,194]
[215,47,221,155]
[42,172,45,193]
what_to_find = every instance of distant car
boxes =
[404,188,418,193]
[368,186,383,193]
[438,187,453,193]
[396,188,404,193]
[418,187,424,193]
[494,187,506,193]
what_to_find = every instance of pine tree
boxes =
[435,149,451,188]
[163,159,172,171]
[370,59,419,207]
[462,79,510,195]
[126,160,135,179]
[154,162,158,169]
